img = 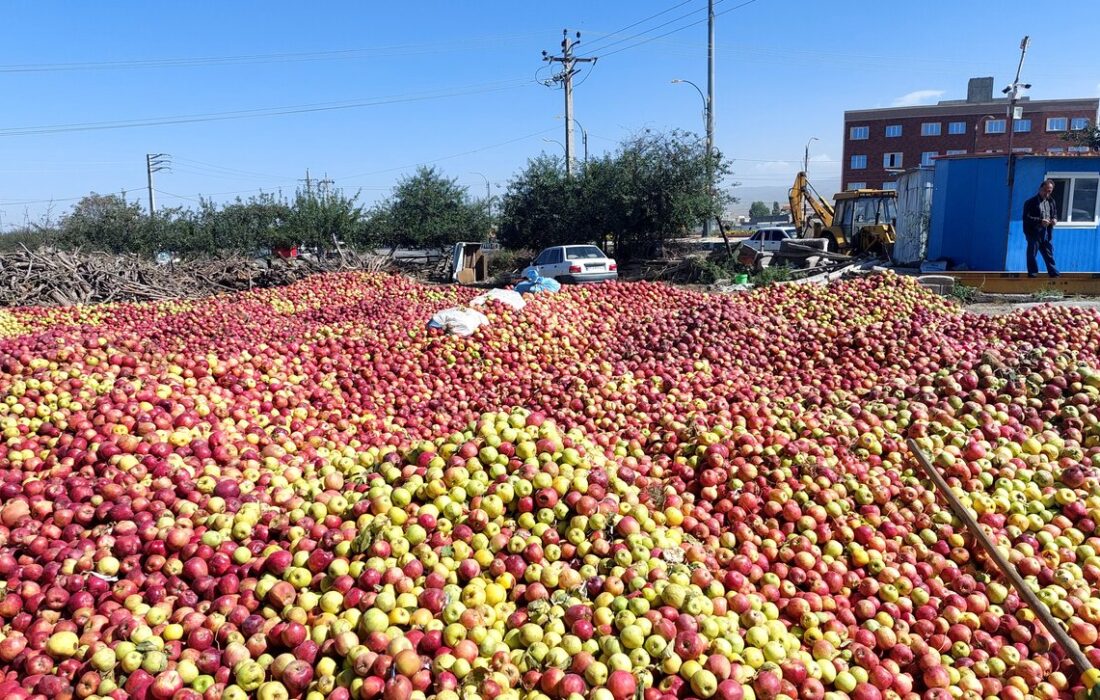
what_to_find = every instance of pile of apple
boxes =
[1,271,1100,700]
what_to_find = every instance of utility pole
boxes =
[542,30,596,177]
[1004,36,1031,189]
[1003,36,1032,243]
[146,154,170,216]
[705,0,716,236]
[300,169,313,197]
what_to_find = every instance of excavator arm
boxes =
[788,171,835,232]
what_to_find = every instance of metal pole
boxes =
[803,137,818,227]
[673,79,711,236]
[563,32,575,178]
[705,0,715,237]
[146,154,157,216]
[1004,36,1031,245]
[908,440,1098,687]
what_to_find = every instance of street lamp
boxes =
[801,137,819,226]
[542,138,567,157]
[672,78,714,236]
[555,116,588,167]
[469,172,493,226]
[973,115,998,154]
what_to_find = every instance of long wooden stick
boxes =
[907,439,1097,687]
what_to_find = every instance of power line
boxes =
[584,0,761,60]
[576,1,720,58]
[334,126,561,181]
[0,34,547,73]
[0,78,533,137]
[578,0,701,53]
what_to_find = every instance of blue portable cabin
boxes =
[927,153,1100,272]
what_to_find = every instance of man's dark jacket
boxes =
[1023,194,1059,238]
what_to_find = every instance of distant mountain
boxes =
[724,180,841,216]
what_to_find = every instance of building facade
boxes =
[843,78,1098,191]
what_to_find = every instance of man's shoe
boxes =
[1027,273,1037,278]
[1050,272,1062,278]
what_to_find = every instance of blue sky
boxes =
[1,0,1097,227]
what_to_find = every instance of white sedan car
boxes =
[742,226,798,253]
[523,245,618,283]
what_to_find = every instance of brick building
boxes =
[842,77,1098,190]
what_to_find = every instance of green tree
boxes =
[497,156,590,251]
[1063,121,1100,152]
[59,193,152,253]
[499,130,728,259]
[749,201,770,219]
[771,201,781,215]
[283,187,367,254]
[378,167,489,251]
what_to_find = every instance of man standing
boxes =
[1022,179,1061,278]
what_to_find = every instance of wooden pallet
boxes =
[948,271,1100,295]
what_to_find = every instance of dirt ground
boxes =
[964,298,1100,316]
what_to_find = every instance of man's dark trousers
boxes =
[1026,229,1058,277]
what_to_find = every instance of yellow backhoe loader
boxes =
[788,172,897,255]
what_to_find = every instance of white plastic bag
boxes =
[470,289,526,311]
[427,307,490,337]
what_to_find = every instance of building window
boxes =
[1047,117,1068,132]
[849,126,869,140]
[847,182,866,191]
[1013,119,1031,133]
[882,182,899,191]
[921,151,938,166]
[1047,173,1100,224]
[985,119,1006,134]
[921,122,941,136]
[946,149,967,155]
[1011,147,1033,154]
[850,155,867,169]
[1048,147,1065,154]
[1071,117,1090,131]
[948,122,966,135]
[883,152,903,169]
[1069,146,1091,153]
[885,124,902,137]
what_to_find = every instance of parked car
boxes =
[522,245,618,283]
[741,226,798,253]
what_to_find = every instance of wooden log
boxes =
[908,439,1100,693]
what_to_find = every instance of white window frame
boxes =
[921,122,941,136]
[1011,147,1033,154]
[882,182,899,191]
[1048,147,1065,154]
[849,126,869,140]
[885,124,902,138]
[985,119,1006,134]
[883,152,903,169]
[946,149,967,156]
[1071,118,1090,131]
[1047,117,1068,132]
[920,151,938,166]
[850,154,867,169]
[1013,119,1031,133]
[847,182,866,191]
[948,122,966,135]
[1069,146,1091,153]
[1046,171,1100,227]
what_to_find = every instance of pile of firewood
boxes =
[0,247,392,307]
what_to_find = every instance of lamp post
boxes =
[672,78,713,236]
[973,115,997,154]
[554,116,589,168]
[542,138,567,157]
[469,172,492,228]
[802,137,819,227]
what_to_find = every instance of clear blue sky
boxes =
[1,0,1097,227]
